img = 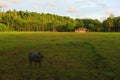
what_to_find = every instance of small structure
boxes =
[75,27,88,32]
[52,28,57,32]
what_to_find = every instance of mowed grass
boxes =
[0,32,120,80]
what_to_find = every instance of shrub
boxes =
[0,23,11,31]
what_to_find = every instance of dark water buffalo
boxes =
[29,51,44,66]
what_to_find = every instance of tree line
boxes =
[0,10,120,32]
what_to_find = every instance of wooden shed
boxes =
[75,28,88,32]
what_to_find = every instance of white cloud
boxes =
[33,5,40,10]
[33,1,43,5]
[12,0,20,3]
[97,3,113,15]
[67,6,78,13]
[48,1,57,7]
[75,0,96,8]
[0,1,11,8]
[75,0,114,19]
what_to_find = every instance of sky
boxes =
[0,0,120,21]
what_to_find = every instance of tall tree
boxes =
[66,23,75,31]
[113,17,120,32]
[75,19,84,28]
[94,19,102,32]
[106,17,113,32]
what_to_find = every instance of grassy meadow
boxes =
[0,32,120,80]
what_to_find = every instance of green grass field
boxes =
[0,32,120,80]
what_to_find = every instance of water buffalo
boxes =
[29,51,44,66]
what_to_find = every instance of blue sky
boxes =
[0,0,120,21]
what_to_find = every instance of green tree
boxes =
[94,19,102,32]
[102,14,114,32]
[0,23,10,31]
[66,23,75,31]
[75,19,84,28]
[88,23,95,31]
[105,17,113,32]
[113,17,120,32]
[1,10,120,32]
